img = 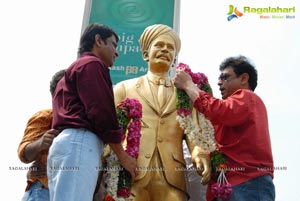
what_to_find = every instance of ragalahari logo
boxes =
[227,5,243,21]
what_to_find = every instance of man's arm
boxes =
[108,143,137,180]
[23,129,59,162]
[18,110,58,163]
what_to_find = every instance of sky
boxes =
[1,0,299,200]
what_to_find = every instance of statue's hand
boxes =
[191,146,211,185]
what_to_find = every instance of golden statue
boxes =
[113,24,211,201]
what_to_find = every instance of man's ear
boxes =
[241,73,249,86]
[142,50,149,62]
[95,34,103,47]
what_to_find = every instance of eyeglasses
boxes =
[218,73,233,81]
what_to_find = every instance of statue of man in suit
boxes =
[113,24,211,201]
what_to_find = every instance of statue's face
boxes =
[147,34,176,73]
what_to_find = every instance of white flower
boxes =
[105,151,120,199]
[177,112,216,152]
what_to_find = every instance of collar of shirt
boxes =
[147,72,171,87]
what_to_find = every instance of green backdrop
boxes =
[84,0,179,84]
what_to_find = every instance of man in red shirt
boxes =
[174,55,275,201]
[48,23,137,201]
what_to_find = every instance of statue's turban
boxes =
[139,24,181,55]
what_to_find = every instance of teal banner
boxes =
[83,0,179,84]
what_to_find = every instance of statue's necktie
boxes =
[157,78,167,108]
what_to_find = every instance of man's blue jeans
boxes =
[47,128,104,201]
[218,174,275,201]
[21,182,49,201]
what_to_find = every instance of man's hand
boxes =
[108,143,137,180]
[37,129,60,152]
[118,153,137,180]
[23,129,60,162]
[173,70,194,90]
[173,70,201,102]
[191,146,211,184]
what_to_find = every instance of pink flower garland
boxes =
[176,62,211,92]
[211,168,233,199]
[104,98,142,201]
[117,98,142,158]
[175,62,216,152]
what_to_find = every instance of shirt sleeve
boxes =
[76,61,123,143]
[193,89,250,126]
[18,110,52,163]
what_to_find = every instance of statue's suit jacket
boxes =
[113,75,187,193]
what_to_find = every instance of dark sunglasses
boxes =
[218,73,232,81]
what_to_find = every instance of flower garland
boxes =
[210,150,232,199]
[175,62,216,152]
[175,62,232,199]
[104,98,142,201]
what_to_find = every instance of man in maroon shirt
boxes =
[48,23,137,201]
[174,55,275,201]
